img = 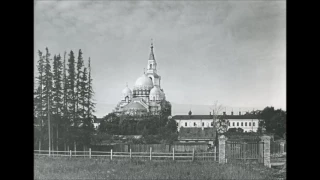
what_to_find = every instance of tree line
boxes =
[34,47,95,152]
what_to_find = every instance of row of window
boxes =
[230,122,255,127]
[179,122,214,127]
[178,121,256,127]
[133,90,149,95]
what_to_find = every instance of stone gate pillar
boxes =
[279,140,286,154]
[218,135,227,164]
[261,135,271,168]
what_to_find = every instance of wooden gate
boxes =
[226,141,264,164]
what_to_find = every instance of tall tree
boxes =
[259,106,286,139]
[67,50,76,126]
[34,50,45,150]
[79,67,88,121]
[76,49,84,126]
[86,58,95,127]
[79,67,94,147]
[52,54,63,151]
[62,51,70,151]
[66,50,79,150]
[42,47,53,151]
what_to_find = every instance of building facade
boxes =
[172,111,259,132]
[113,42,167,115]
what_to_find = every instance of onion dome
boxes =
[149,86,163,101]
[134,74,153,90]
[122,84,132,100]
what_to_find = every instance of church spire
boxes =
[149,39,155,60]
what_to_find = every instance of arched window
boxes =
[125,96,129,102]
[153,96,155,101]
[150,64,152,69]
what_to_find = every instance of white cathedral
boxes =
[113,42,166,115]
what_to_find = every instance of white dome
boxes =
[149,86,163,101]
[134,74,153,89]
[122,86,132,96]
[122,86,132,101]
[150,86,161,96]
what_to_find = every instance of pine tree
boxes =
[79,67,88,121]
[34,50,45,150]
[52,54,63,151]
[62,51,69,150]
[42,47,53,151]
[86,58,95,126]
[67,50,76,126]
[75,49,84,126]
[66,50,80,149]
[79,67,92,146]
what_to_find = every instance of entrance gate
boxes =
[225,141,264,164]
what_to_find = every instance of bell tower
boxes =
[146,39,161,88]
[147,39,157,74]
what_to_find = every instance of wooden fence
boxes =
[90,144,210,153]
[34,147,218,162]
[225,141,264,164]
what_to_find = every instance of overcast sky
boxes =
[34,0,286,118]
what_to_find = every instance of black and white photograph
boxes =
[34,0,286,179]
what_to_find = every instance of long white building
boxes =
[172,111,259,132]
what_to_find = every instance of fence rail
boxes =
[34,147,218,162]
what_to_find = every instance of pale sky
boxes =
[34,0,286,118]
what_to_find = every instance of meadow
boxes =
[34,156,285,180]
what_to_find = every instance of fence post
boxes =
[173,148,175,161]
[74,142,76,156]
[130,148,132,159]
[111,149,113,160]
[279,141,285,154]
[218,135,227,164]
[243,142,246,162]
[214,146,216,162]
[150,147,152,161]
[192,148,195,161]
[70,150,72,158]
[261,135,271,168]
[89,148,91,159]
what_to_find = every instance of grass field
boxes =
[34,156,285,180]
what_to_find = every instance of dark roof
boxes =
[172,114,259,120]
[123,101,147,110]
[178,127,216,140]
